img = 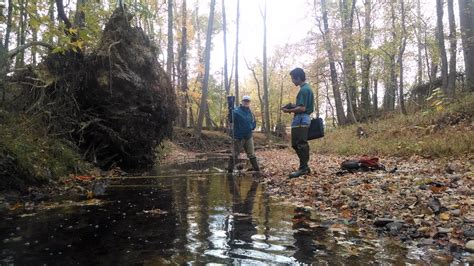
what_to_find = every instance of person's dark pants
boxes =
[291,126,310,169]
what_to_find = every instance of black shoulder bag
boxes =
[308,116,324,140]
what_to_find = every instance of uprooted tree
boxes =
[12,8,177,170]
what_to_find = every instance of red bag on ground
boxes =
[340,157,386,172]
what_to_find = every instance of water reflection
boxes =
[0,165,451,264]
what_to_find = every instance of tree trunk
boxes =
[195,0,216,136]
[340,0,358,123]
[446,0,456,97]
[4,0,13,50]
[416,0,423,85]
[31,5,39,65]
[245,60,266,132]
[278,77,283,124]
[459,0,474,91]
[398,0,407,115]
[372,76,378,115]
[205,102,215,130]
[314,78,319,117]
[179,0,188,127]
[15,0,27,68]
[222,0,230,95]
[1,0,13,103]
[167,0,174,81]
[74,0,86,28]
[56,0,72,29]
[436,0,449,95]
[234,0,240,102]
[383,0,397,112]
[320,0,346,125]
[262,0,271,135]
[340,0,357,123]
[32,29,38,65]
[189,104,194,127]
[360,0,372,120]
[48,0,55,43]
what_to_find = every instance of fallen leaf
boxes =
[76,175,94,181]
[341,209,352,219]
[440,212,450,221]
[430,186,447,193]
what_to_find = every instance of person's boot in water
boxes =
[227,156,235,173]
[249,157,261,177]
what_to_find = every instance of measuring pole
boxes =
[227,96,236,174]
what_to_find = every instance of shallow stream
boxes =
[0,160,463,264]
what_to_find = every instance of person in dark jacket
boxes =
[227,95,260,174]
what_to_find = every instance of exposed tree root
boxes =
[13,8,177,170]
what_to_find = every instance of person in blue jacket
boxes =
[227,95,260,174]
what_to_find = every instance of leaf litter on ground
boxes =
[256,148,473,253]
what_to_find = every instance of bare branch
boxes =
[8,41,53,59]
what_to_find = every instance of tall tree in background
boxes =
[398,0,407,115]
[372,75,378,115]
[15,0,27,68]
[167,0,174,79]
[320,0,346,125]
[360,0,372,120]
[459,0,474,91]
[48,0,55,43]
[178,0,188,127]
[383,0,398,112]
[1,0,13,103]
[416,0,423,85]
[340,0,357,123]
[74,0,86,27]
[195,0,216,136]
[436,0,449,95]
[222,0,230,95]
[447,0,456,97]
[234,0,240,102]
[3,0,13,51]
[245,59,266,131]
[262,0,271,134]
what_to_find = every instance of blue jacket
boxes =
[232,106,256,139]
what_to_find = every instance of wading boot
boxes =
[227,157,235,173]
[288,165,311,179]
[249,157,261,177]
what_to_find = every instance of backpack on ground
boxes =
[340,157,386,172]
